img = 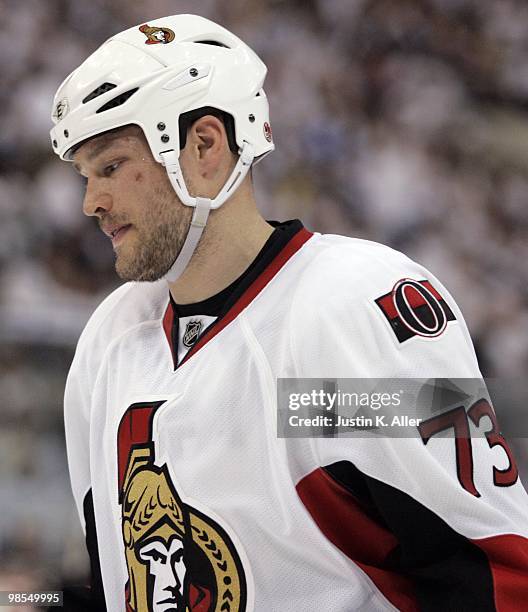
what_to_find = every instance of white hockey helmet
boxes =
[50,14,274,281]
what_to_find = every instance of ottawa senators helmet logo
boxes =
[139,24,176,45]
[118,402,247,612]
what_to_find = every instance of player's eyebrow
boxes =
[72,133,128,174]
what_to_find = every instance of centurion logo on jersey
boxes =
[376,278,456,343]
[117,401,247,612]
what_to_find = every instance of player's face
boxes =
[73,126,193,282]
[138,538,187,612]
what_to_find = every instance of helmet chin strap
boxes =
[160,142,255,283]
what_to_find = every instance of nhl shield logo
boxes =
[183,320,203,349]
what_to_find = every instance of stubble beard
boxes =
[114,183,193,282]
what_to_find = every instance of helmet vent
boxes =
[195,40,230,48]
[82,82,117,104]
[96,88,139,113]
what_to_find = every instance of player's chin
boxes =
[115,257,170,283]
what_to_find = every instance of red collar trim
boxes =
[162,227,313,369]
[162,298,175,355]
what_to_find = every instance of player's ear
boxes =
[187,115,227,162]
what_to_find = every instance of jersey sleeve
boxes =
[64,338,92,533]
[61,336,106,610]
[290,241,528,612]
[62,284,134,611]
[64,282,136,524]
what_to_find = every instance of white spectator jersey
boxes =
[64,223,528,612]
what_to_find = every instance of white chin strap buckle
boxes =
[160,141,255,283]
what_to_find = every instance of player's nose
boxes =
[83,181,113,218]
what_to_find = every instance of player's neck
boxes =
[168,203,274,305]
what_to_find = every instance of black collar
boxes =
[162,220,309,370]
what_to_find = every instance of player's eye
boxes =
[103,160,122,177]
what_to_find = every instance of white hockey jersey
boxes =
[64,223,528,612]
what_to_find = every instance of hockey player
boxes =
[50,14,528,612]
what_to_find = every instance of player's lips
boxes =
[101,224,132,246]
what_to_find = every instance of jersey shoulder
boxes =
[291,233,478,376]
[299,233,431,302]
[75,279,168,359]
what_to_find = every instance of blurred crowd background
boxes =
[1,0,528,605]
